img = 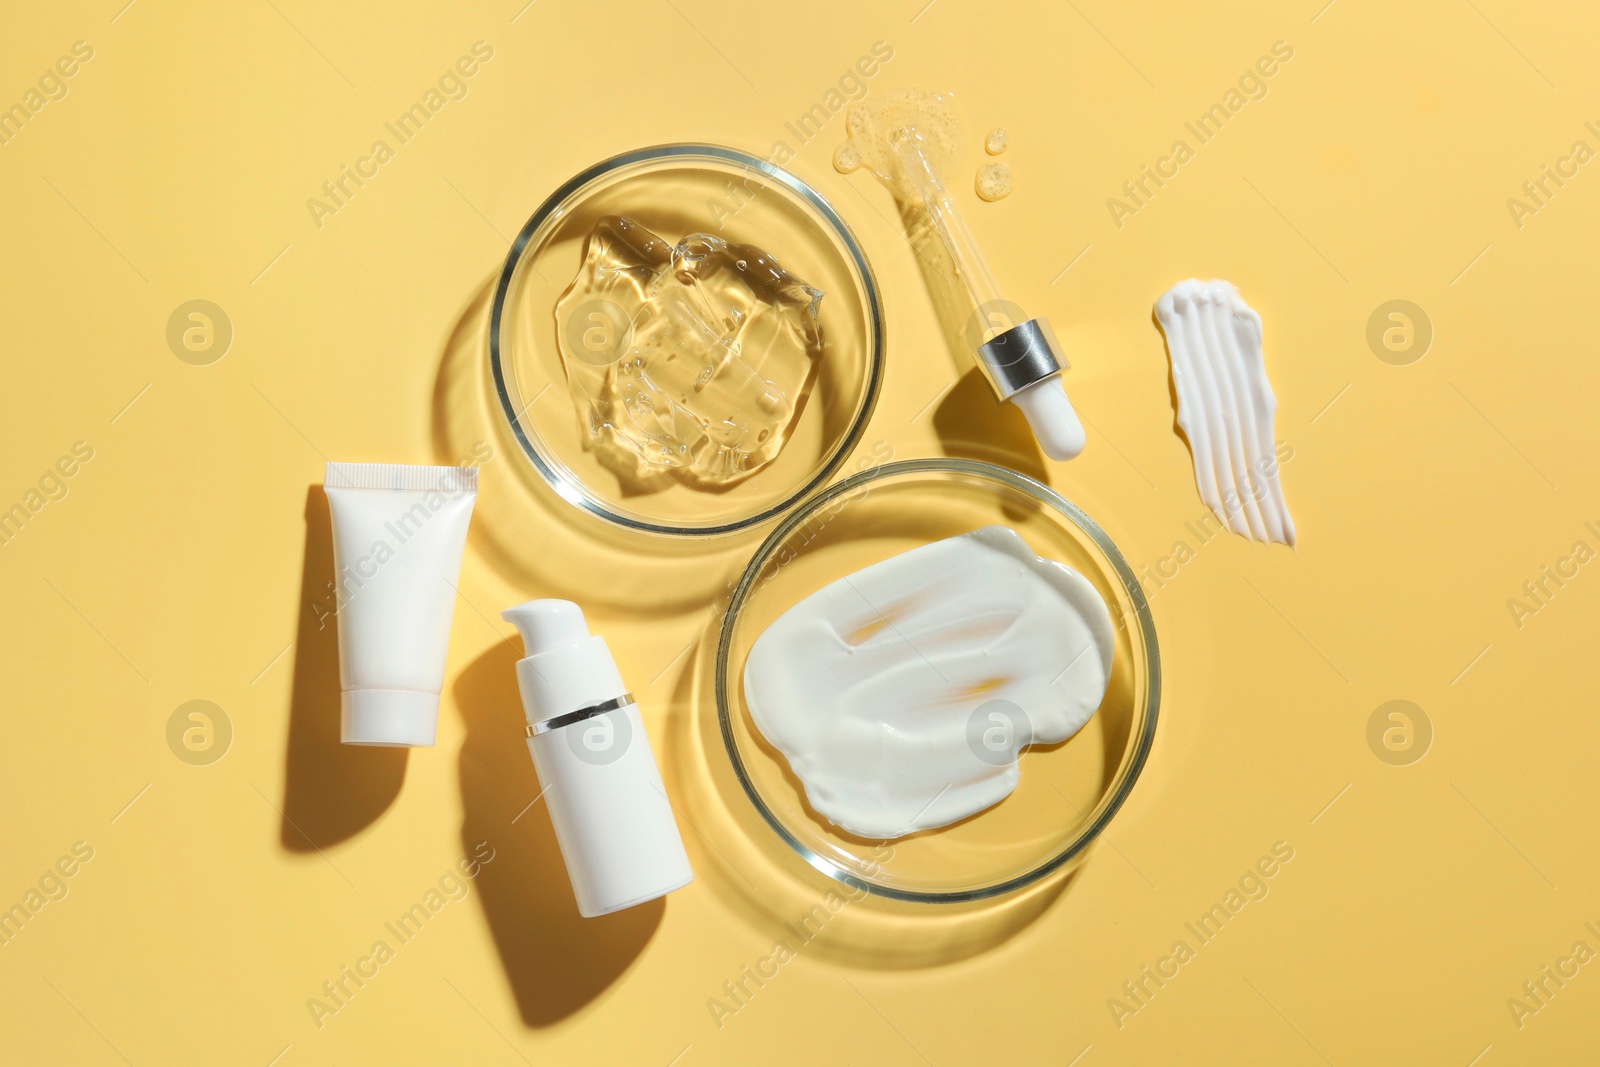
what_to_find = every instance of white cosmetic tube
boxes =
[324,462,478,746]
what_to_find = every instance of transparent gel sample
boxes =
[838,88,962,203]
[976,161,1013,201]
[553,216,825,487]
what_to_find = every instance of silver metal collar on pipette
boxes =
[975,317,1067,401]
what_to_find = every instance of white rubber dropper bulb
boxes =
[1010,376,1086,461]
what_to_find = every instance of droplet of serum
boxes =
[833,141,862,174]
[985,127,1008,155]
[976,161,1013,201]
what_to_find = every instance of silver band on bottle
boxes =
[525,692,636,737]
[974,317,1066,401]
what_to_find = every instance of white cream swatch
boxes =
[743,526,1114,840]
[1154,279,1295,545]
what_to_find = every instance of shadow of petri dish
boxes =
[431,274,759,618]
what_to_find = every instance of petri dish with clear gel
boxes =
[490,144,884,536]
[716,459,1160,903]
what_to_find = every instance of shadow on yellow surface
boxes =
[933,365,1048,482]
[279,486,407,852]
[455,638,662,1026]
[430,276,748,617]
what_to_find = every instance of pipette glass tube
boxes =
[889,133,1085,460]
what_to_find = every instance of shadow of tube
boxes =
[455,638,662,1027]
[279,486,407,851]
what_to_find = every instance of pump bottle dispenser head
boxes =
[499,598,694,917]
[503,599,589,657]
[501,599,629,735]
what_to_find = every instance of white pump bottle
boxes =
[502,599,693,917]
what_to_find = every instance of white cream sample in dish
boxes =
[1155,279,1295,546]
[743,526,1114,840]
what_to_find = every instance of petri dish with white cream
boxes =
[716,459,1159,903]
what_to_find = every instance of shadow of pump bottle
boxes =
[454,638,664,1027]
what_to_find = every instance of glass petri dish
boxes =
[715,458,1160,902]
[490,144,884,536]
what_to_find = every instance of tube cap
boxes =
[341,689,440,746]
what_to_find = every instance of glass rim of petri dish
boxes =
[489,142,886,537]
[715,458,1162,903]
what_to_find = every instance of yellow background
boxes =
[2,0,1597,1063]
